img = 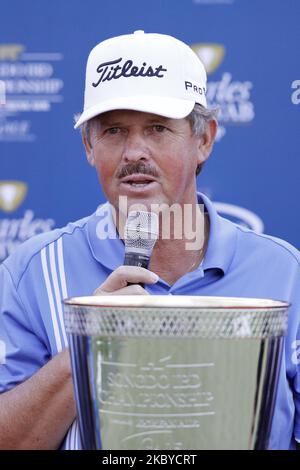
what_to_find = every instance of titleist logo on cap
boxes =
[92,57,168,87]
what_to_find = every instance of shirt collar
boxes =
[199,192,237,274]
[87,193,237,274]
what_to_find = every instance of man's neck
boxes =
[149,209,209,285]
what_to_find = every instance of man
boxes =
[0,31,300,450]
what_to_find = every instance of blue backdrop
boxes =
[1,0,300,262]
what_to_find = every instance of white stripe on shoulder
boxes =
[57,237,80,449]
[42,238,77,450]
[49,242,68,348]
[57,237,68,300]
[41,247,62,353]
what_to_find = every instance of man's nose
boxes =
[121,132,150,162]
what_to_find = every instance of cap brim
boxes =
[74,95,198,129]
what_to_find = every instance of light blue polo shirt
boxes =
[1,193,300,450]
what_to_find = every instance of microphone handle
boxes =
[124,251,150,287]
[124,252,150,269]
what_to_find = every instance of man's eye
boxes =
[153,125,166,133]
[106,127,120,134]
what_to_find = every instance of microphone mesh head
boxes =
[124,211,159,253]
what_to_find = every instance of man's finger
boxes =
[95,284,150,296]
[95,266,159,293]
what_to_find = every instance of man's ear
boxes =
[197,119,218,164]
[82,132,95,167]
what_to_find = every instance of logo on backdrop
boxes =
[0,44,64,142]
[191,43,255,141]
[192,44,225,75]
[0,181,27,212]
[0,180,55,262]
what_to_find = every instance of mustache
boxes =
[117,162,159,179]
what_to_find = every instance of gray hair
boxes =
[188,103,219,136]
[78,103,218,176]
[187,103,219,175]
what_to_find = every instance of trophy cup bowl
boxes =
[63,295,289,450]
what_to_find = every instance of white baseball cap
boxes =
[74,30,207,129]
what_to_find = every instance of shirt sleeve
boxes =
[0,262,50,393]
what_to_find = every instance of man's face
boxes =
[84,109,214,211]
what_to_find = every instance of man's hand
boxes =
[94,266,159,295]
[0,349,76,450]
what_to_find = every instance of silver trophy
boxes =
[64,295,289,450]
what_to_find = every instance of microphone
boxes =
[124,210,159,269]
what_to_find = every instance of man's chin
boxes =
[112,194,170,216]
